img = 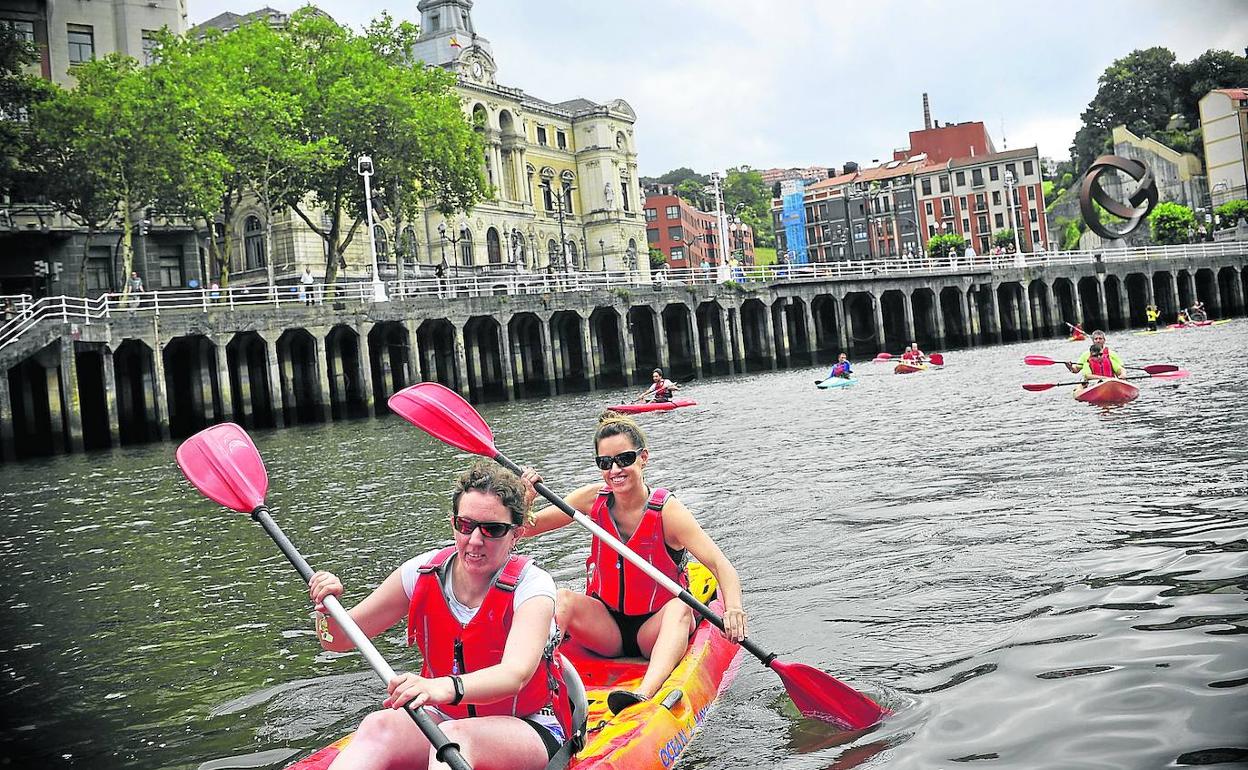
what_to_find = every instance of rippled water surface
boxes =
[2,323,1247,770]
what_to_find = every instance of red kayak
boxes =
[609,399,697,413]
[1074,379,1139,405]
[893,362,927,374]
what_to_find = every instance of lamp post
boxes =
[707,172,730,271]
[598,238,606,271]
[1003,168,1023,257]
[437,218,470,279]
[357,155,387,301]
[543,179,574,272]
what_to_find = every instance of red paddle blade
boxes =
[388,383,497,457]
[1023,355,1057,366]
[175,423,268,512]
[1142,364,1179,374]
[929,353,945,366]
[1022,383,1059,392]
[771,659,889,730]
[873,353,892,360]
[1153,369,1190,379]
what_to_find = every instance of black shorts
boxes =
[520,717,562,760]
[594,596,657,658]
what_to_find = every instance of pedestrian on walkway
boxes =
[127,271,145,310]
[300,267,315,305]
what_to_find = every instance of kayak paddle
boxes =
[388,382,889,731]
[1022,369,1190,391]
[872,353,892,361]
[928,353,944,366]
[174,423,473,770]
[1023,355,1178,375]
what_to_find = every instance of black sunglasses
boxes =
[452,515,518,539]
[594,449,641,471]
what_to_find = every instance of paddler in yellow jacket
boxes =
[1145,304,1159,331]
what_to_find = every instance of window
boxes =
[962,219,970,233]
[1030,208,1038,223]
[995,213,1004,229]
[1023,160,1034,176]
[429,12,440,32]
[562,182,574,214]
[925,201,933,216]
[486,227,502,264]
[921,178,932,196]
[990,166,999,181]
[546,239,559,267]
[243,215,266,270]
[1032,230,1041,245]
[541,180,554,211]
[620,176,631,212]
[86,248,111,292]
[670,246,684,262]
[928,224,937,237]
[941,199,952,217]
[646,229,659,243]
[556,130,567,150]
[667,225,683,241]
[141,30,159,65]
[67,24,94,65]
[959,196,967,210]
[159,250,184,288]
[955,171,966,187]
[536,126,547,146]
[978,215,989,232]
[1006,163,1017,178]
[975,193,986,211]
[939,176,950,193]
[992,191,1001,206]
[665,205,678,219]
[459,228,473,266]
[972,168,984,187]
[644,208,657,222]
[2,19,35,45]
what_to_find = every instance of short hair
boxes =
[451,460,532,526]
[595,410,647,452]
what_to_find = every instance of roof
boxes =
[192,7,287,33]
[939,146,1038,170]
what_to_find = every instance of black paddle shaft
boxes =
[495,455,780,669]
[249,506,472,770]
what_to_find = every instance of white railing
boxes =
[0,240,1243,355]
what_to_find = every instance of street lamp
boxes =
[599,238,606,271]
[357,155,388,301]
[437,217,470,278]
[542,179,574,272]
[1003,168,1023,260]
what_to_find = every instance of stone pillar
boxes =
[1018,282,1034,340]
[1071,285,1085,330]
[773,302,791,367]
[871,293,886,352]
[1166,272,1180,320]
[0,372,13,462]
[1206,275,1222,317]
[802,301,818,361]
[196,343,215,424]
[728,305,747,373]
[714,305,730,373]
[901,292,916,344]
[653,312,670,372]
[263,335,285,428]
[60,341,84,452]
[497,323,515,399]
[982,283,1001,343]
[149,339,171,439]
[931,290,947,348]
[761,302,779,369]
[833,297,850,354]
[355,321,375,414]
[1183,271,1197,307]
[686,312,703,376]
[1044,286,1060,338]
[313,331,334,419]
[452,323,471,399]
[213,340,233,421]
[1094,276,1108,329]
[579,316,597,390]
[619,310,638,384]
[1115,281,1131,328]
[1143,273,1155,307]
[965,288,981,345]
[42,363,65,454]
[538,316,557,395]
[1228,271,1245,316]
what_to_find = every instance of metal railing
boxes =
[0,240,1242,354]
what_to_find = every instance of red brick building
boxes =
[643,189,754,268]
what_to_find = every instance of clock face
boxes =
[472,61,484,79]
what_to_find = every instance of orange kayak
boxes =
[1074,379,1139,405]
[893,362,927,374]
[283,563,741,770]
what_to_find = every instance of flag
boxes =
[449,36,461,49]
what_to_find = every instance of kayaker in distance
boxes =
[1069,323,1087,340]
[1073,342,1125,397]
[1175,310,1190,326]
[520,411,748,715]
[306,461,583,769]
[910,341,927,363]
[900,344,916,362]
[826,352,853,379]
[637,368,679,403]
[1189,301,1207,322]
[1145,304,1160,331]
[1066,330,1121,375]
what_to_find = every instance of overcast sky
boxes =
[190,0,1248,176]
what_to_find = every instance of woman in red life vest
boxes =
[909,341,927,363]
[900,344,916,362]
[521,411,748,715]
[307,461,584,770]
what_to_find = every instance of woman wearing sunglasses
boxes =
[521,411,748,715]
[306,461,584,770]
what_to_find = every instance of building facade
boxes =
[760,166,831,187]
[643,188,754,268]
[1109,125,1207,210]
[916,147,1047,255]
[1199,88,1248,206]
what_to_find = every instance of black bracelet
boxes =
[449,675,465,706]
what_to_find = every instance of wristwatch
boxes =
[449,675,465,705]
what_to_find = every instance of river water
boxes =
[2,323,1246,770]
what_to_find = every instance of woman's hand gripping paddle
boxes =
[174,423,473,770]
[388,383,889,731]
[1023,355,1179,375]
[1022,369,1190,391]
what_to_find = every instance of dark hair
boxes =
[1090,343,1104,356]
[652,368,664,377]
[451,460,531,526]
[595,410,647,452]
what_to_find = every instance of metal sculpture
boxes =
[1078,155,1159,239]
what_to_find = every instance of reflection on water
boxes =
[1,323,1246,769]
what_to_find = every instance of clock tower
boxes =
[410,0,496,84]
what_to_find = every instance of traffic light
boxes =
[33,259,49,277]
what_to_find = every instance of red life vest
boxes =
[654,380,670,399]
[901,351,915,361]
[1088,351,1115,377]
[586,487,686,615]
[406,547,575,737]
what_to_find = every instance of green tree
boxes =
[1071,47,1177,173]
[655,167,706,186]
[723,165,776,248]
[674,178,707,209]
[1214,199,1248,226]
[1173,50,1248,127]
[0,27,55,199]
[1148,201,1196,245]
[648,246,666,269]
[927,232,965,259]
[992,229,1015,249]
